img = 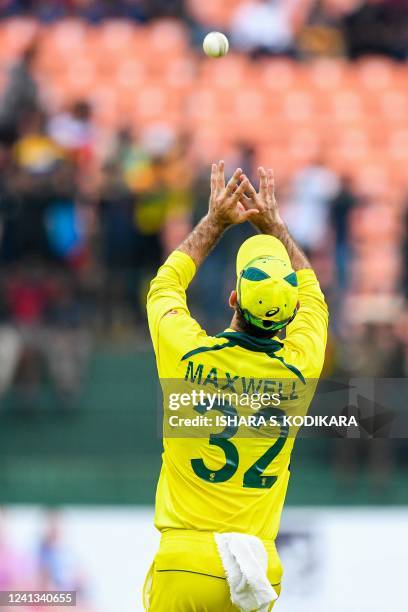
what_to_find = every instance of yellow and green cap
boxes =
[236,235,299,332]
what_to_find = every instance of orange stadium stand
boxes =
[0,18,405,298]
[0,18,407,198]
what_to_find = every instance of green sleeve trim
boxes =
[271,355,305,384]
[181,340,237,361]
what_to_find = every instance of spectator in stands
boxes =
[108,126,152,195]
[74,0,115,22]
[342,0,408,61]
[230,0,298,57]
[0,0,148,21]
[0,319,22,399]
[7,110,64,262]
[47,101,94,158]
[0,1,22,18]
[46,277,91,400]
[4,267,53,328]
[285,158,339,254]
[0,41,39,144]
[73,0,146,22]
[34,0,69,22]
[329,175,357,288]
[14,109,64,177]
[99,125,192,326]
[144,0,186,19]
[99,158,139,329]
[47,100,97,187]
[45,189,88,269]
[119,0,147,21]
[106,125,164,270]
[0,142,12,248]
[1,265,90,404]
[298,0,346,58]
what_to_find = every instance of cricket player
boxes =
[144,162,328,611]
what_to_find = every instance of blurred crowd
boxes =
[0,1,408,60]
[0,0,179,22]
[0,508,94,612]
[0,29,407,412]
[0,1,406,435]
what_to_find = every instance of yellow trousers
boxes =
[143,530,282,611]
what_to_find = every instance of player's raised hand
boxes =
[240,167,283,231]
[209,161,259,227]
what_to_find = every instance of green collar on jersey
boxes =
[216,331,283,354]
[181,330,305,384]
[181,330,282,362]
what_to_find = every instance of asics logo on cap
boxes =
[265,307,280,317]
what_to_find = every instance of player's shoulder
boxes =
[279,339,325,381]
[178,331,233,362]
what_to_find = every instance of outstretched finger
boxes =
[267,168,275,198]
[241,174,257,199]
[217,160,226,190]
[225,167,243,195]
[258,166,268,198]
[210,163,217,196]
[231,178,249,202]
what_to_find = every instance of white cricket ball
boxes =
[203,32,230,58]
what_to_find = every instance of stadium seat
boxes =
[332,90,363,121]
[47,19,87,53]
[164,57,196,90]
[199,55,251,88]
[379,91,408,121]
[148,19,189,54]
[127,86,185,128]
[388,130,408,161]
[356,57,396,90]
[353,165,395,200]
[234,90,266,120]
[0,18,38,61]
[309,58,348,90]
[261,60,297,91]
[114,59,147,90]
[91,86,121,127]
[283,91,315,122]
[187,87,219,121]
[99,19,137,52]
[287,128,321,163]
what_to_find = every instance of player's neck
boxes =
[230,313,243,333]
[229,313,276,340]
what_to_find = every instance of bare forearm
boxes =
[256,219,311,271]
[178,213,228,269]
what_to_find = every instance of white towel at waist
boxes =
[214,532,278,612]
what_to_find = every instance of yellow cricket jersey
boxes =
[147,249,328,542]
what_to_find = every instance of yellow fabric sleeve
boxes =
[146,250,208,375]
[284,269,329,378]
